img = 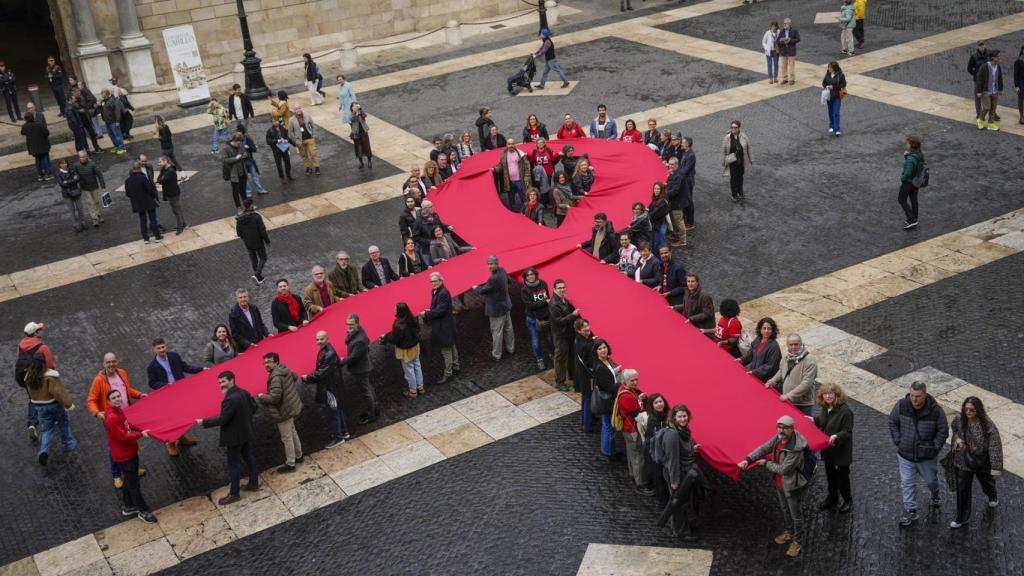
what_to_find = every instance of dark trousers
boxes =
[272,150,292,180]
[137,209,161,241]
[51,85,66,115]
[667,467,701,533]
[247,246,267,277]
[729,163,745,198]
[226,442,259,496]
[162,147,181,170]
[823,459,852,502]
[552,337,574,385]
[853,19,864,44]
[121,111,134,137]
[83,117,102,150]
[1017,89,1023,117]
[2,91,19,121]
[230,176,248,208]
[352,372,378,417]
[955,468,997,523]
[581,391,594,432]
[71,126,87,152]
[683,205,694,226]
[116,456,150,512]
[898,181,918,223]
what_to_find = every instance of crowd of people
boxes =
[3,7,1013,557]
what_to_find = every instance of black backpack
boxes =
[911,158,929,189]
[14,343,42,388]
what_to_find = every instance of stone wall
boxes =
[109,0,520,86]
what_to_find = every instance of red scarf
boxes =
[277,292,300,322]
[526,199,539,218]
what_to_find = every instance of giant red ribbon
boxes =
[125,139,828,478]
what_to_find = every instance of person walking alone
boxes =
[533,29,570,90]
[56,159,85,233]
[303,53,325,105]
[898,135,924,230]
[823,61,847,136]
[236,199,269,284]
[721,121,752,202]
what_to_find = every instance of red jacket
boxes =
[619,129,643,144]
[18,336,55,369]
[105,405,143,462]
[557,123,586,140]
[616,386,643,433]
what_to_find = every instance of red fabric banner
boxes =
[124,139,828,478]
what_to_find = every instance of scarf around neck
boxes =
[277,292,300,322]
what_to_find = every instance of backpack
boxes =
[800,448,818,481]
[911,158,929,189]
[610,389,634,431]
[14,343,42,388]
[651,426,672,465]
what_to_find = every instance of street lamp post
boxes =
[538,0,548,34]
[236,0,270,99]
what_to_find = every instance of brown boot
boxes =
[773,530,792,544]
[785,540,802,557]
[165,443,179,457]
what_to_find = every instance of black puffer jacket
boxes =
[888,394,948,462]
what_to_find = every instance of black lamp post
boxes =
[236,0,270,99]
[538,0,548,34]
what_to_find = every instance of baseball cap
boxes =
[24,321,44,335]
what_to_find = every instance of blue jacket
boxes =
[589,116,618,140]
[661,259,688,306]
[777,27,800,56]
[888,394,949,462]
[147,352,202,390]
[476,267,513,317]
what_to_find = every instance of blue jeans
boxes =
[581,394,594,433]
[540,58,568,85]
[138,209,161,241]
[508,180,525,211]
[401,356,424,392]
[37,403,77,457]
[71,126,87,152]
[26,401,38,428]
[34,155,52,176]
[526,317,553,360]
[106,122,125,151]
[244,163,265,195]
[329,405,349,441]
[418,247,435,268]
[600,414,616,455]
[212,127,230,152]
[766,52,780,79]
[898,454,939,512]
[827,98,842,132]
[91,115,103,138]
[226,442,259,496]
[652,221,668,250]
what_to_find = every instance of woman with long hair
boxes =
[592,339,622,460]
[648,182,670,249]
[383,302,425,397]
[302,53,325,105]
[950,396,1003,528]
[571,158,595,196]
[521,187,545,226]
[657,403,702,536]
[522,113,549,143]
[25,355,76,465]
[421,160,442,189]
[822,61,847,136]
[814,383,854,513]
[398,237,424,277]
[637,392,670,503]
[270,90,291,126]
[154,115,181,170]
[204,324,238,365]
[739,317,781,382]
[456,130,474,160]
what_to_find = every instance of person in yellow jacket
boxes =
[854,0,867,49]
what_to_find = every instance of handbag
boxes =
[724,152,737,165]
[939,449,957,492]
[838,88,848,99]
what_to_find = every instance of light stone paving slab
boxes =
[359,421,424,456]
[152,496,219,534]
[210,483,274,512]
[330,457,399,496]
[516,81,579,96]
[163,515,236,561]
[474,404,541,440]
[991,230,1024,251]
[277,475,347,517]
[890,367,968,396]
[405,404,472,438]
[58,559,110,576]
[0,557,39,576]
[94,519,165,558]
[309,438,376,475]
[33,535,105,576]
[451,389,516,422]
[105,538,178,576]
[820,335,887,366]
[260,459,326,494]
[495,375,558,405]
[427,422,496,458]
[519,392,581,423]
[378,439,447,477]
[800,322,855,349]
[219,494,293,539]
[575,544,713,576]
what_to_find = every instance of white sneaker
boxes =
[949,520,964,529]
[989,500,998,508]
[828,128,834,133]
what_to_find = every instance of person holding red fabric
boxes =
[520,188,546,226]
[740,317,781,383]
[619,119,643,144]
[738,415,810,558]
[556,114,586,139]
[521,113,549,143]
[528,138,559,179]
[104,389,157,523]
[672,274,715,333]
[617,369,654,496]
[88,352,147,489]
[714,299,743,358]
[271,278,309,333]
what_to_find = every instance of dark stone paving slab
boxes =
[656,87,1024,304]
[160,405,1024,576]
[656,0,1024,67]
[830,251,1024,404]
[866,29,1024,111]
[0,113,399,275]
[360,36,763,143]
[0,197,540,565]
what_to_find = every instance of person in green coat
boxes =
[898,135,924,230]
[814,383,854,513]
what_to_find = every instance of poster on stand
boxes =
[162,25,210,106]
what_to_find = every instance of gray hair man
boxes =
[473,255,515,361]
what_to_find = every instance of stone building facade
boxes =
[54,0,521,91]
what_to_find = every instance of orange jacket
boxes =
[87,368,143,416]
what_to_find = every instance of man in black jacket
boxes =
[302,330,350,447]
[235,199,269,283]
[266,117,294,184]
[227,84,254,128]
[658,245,687,307]
[147,337,202,456]
[666,157,687,246]
[340,314,377,424]
[966,40,991,120]
[549,279,579,389]
[0,61,20,122]
[74,150,106,227]
[413,201,450,266]
[198,371,259,505]
[420,272,460,385]
[974,50,1004,130]
[671,274,715,332]
[228,288,269,351]
[157,157,186,234]
[521,267,552,370]
[579,213,617,264]
[474,255,515,361]
[889,381,948,527]
[124,162,162,243]
[361,245,399,289]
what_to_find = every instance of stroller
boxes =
[506,56,537,95]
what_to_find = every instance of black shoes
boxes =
[818,498,838,511]
[903,220,918,230]
[838,500,852,514]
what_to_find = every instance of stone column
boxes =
[114,0,158,89]
[546,1,560,27]
[339,43,359,71]
[71,0,113,89]
[445,21,463,47]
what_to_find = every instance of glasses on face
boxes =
[314,272,324,277]
[338,257,349,261]
[730,125,740,130]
